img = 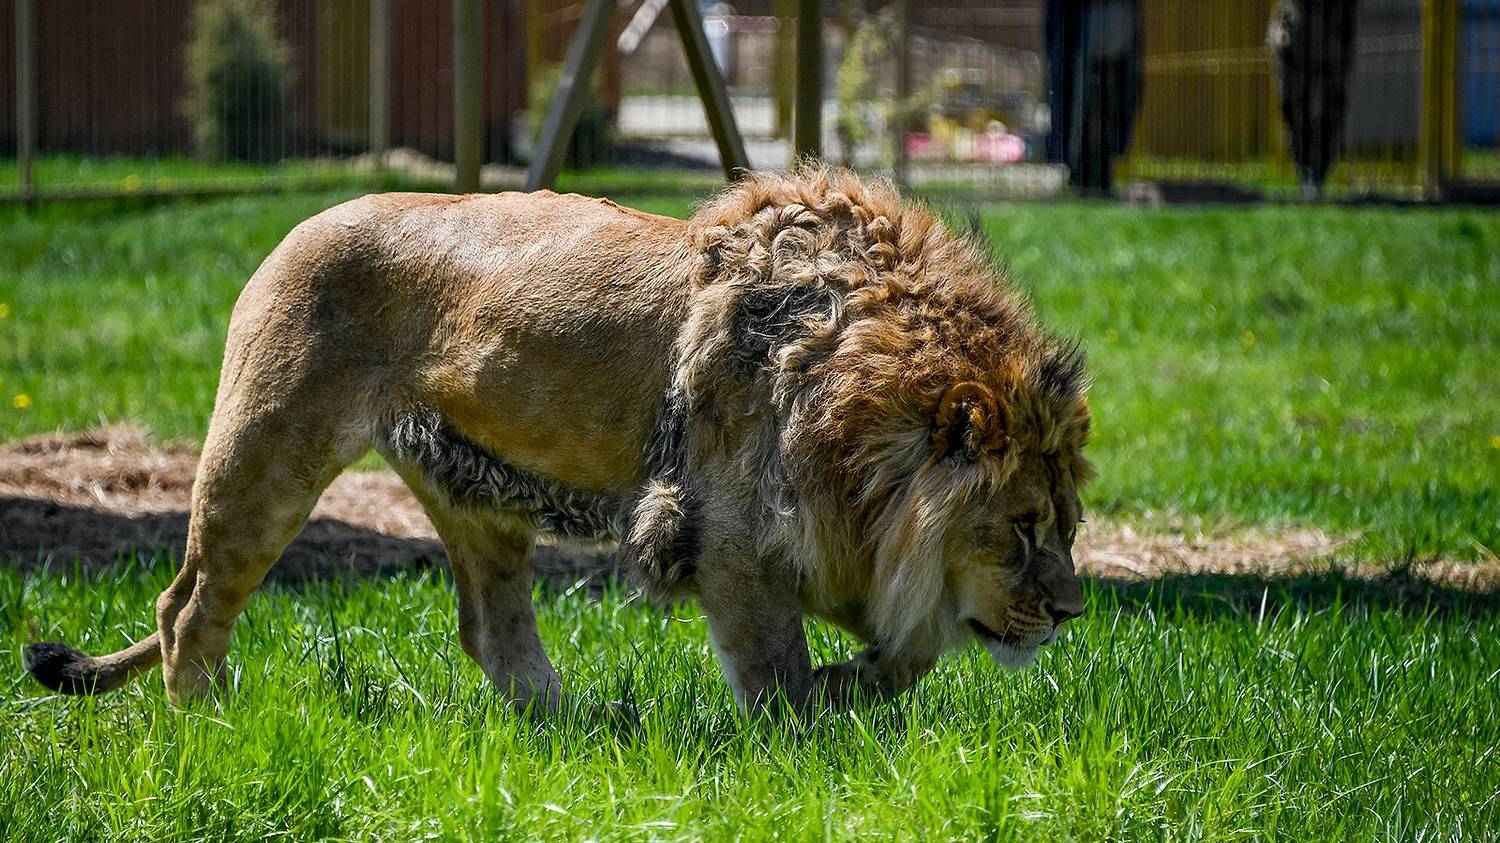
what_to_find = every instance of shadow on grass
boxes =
[5,497,1495,616]
[1095,570,1500,619]
[0,497,619,590]
[0,497,444,582]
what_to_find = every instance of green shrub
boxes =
[182,0,292,161]
[834,16,887,167]
[526,63,616,169]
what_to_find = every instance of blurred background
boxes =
[2,0,1497,203]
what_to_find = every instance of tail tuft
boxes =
[25,641,101,695]
[621,480,701,600]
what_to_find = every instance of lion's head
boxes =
[932,382,1089,668]
[636,164,1093,672]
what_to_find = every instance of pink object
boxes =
[974,132,1026,164]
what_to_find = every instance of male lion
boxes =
[26,166,1092,715]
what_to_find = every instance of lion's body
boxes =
[233,191,691,491]
[26,168,1093,715]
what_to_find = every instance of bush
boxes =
[834,16,886,167]
[182,0,292,161]
[526,63,616,169]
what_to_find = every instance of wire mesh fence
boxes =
[1,0,1497,202]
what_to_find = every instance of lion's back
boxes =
[220,189,696,491]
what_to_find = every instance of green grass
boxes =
[0,154,402,196]
[1126,148,1500,197]
[0,155,732,201]
[2,192,1496,560]
[4,562,1497,840]
[1123,156,1426,199]
[1461,148,1500,182]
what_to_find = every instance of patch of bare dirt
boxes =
[1079,521,1496,592]
[2,425,1494,591]
[0,426,592,582]
[1079,522,1340,579]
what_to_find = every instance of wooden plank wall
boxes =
[0,0,582,163]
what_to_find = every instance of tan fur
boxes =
[27,166,1092,717]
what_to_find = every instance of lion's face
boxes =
[945,452,1086,669]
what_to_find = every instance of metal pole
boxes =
[16,0,37,206]
[1438,0,1460,189]
[453,0,484,193]
[891,0,909,186]
[772,0,795,139]
[526,0,544,79]
[1418,0,1458,199]
[667,0,750,180]
[793,0,822,161]
[370,0,390,165]
[524,0,615,191]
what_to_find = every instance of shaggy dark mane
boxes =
[640,164,1096,657]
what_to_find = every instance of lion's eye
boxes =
[1013,517,1039,554]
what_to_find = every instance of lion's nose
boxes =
[1041,597,1083,626]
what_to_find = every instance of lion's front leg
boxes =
[811,648,935,710]
[698,577,815,716]
[692,526,816,716]
[691,523,933,716]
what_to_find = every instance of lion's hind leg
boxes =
[377,415,562,714]
[416,496,560,713]
[155,405,369,704]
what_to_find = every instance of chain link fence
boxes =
[2,0,1497,202]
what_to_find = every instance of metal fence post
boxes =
[454,0,484,193]
[772,0,795,139]
[524,0,615,191]
[793,0,822,162]
[1419,0,1458,199]
[370,0,390,165]
[667,0,750,180]
[891,0,909,187]
[16,0,37,206]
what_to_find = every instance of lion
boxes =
[24,165,1092,716]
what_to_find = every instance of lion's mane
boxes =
[628,165,1093,665]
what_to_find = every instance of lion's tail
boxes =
[621,480,700,600]
[24,633,162,696]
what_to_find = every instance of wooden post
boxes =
[16,0,37,206]
[524,0,615,191]
[370,0,390,165]
[454,0,484,193]
[1439,0,1460,186]
[891,0,909,186]
[772,0,795,138]
[526,0,544,79]
[793,0,822,161]
[1419,0,1458,199]
[667,0,750,179]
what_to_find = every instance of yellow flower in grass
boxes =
[12,393,31,409]
[1491,435,1500,450]
[0,302,10,318]
[1242,330,1256,349]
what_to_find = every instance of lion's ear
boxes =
[932,381,1007,462]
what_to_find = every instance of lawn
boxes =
[2,186,1498,840]
[5,564,1497,840]
[0,154,396,196]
